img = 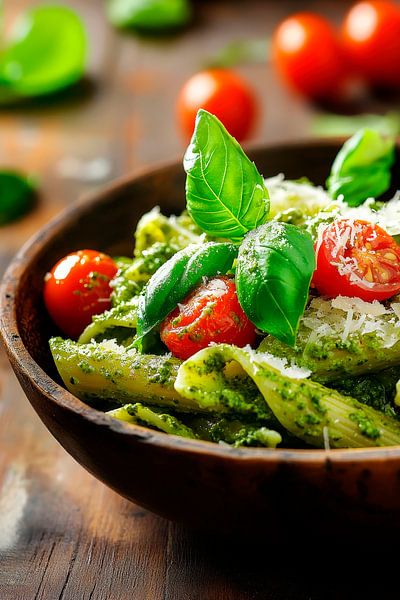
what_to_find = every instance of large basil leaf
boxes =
[136,242,238,350]
[327,129,395,207]
[235,221,315,346]
[0,6,87,100]
[184,110,270,241]
[108,0,191,30]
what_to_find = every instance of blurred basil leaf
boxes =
[108,0,191,31]
[0,5,87,100]
[312,112,400,138]
[327,129,395,207]
[0,171,36,225]
[206,39,268,69]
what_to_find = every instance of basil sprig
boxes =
[235,222,315,347]
[108,0,191,31]
[136,242,238,350]
[184,110,270,242]
[327,128,395,207]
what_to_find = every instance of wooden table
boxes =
[0,1,397,598]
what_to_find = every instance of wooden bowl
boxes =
[2,140,400,539]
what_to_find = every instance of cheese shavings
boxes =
[244,345,311,379]
[265,174,331,219]
[299,296,400,348]
[340,192,400,237]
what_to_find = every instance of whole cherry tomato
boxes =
[272,13,346,100]
[160,276,257,360]
[313,219,400,302]
[342,1,400,88]
[177,69,257,142]
[43,249,118,338]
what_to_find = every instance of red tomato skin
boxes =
[160,276,257,360]
[43,249,118,339]
[177,69,257,142]
[342,1,400,88]
[313,220,400,302]
[272,13,346,100]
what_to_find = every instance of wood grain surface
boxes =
[0,1,397,598]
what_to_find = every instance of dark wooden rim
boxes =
[2,139,400,465]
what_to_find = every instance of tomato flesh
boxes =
[43,249,118,338]
[160,276,257,360]
[177,69,257,142]
[272,13,346,100]
[342,1,400,88]
[313,219,400,301]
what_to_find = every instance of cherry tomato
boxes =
[272,13,346,100]
[342,1,400,88]
[43,249,118,338]
[160,276,257,360]
[313,219,400,302]
[177,69,257,142]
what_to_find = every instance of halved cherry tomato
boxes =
[160,276,257,360]
[272,13,346,100]
[313,219,400,301]
[342,1,400,88]
[43,249,118,338]
[177,69,257,142]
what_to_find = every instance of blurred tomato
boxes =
[177,69,257,142]
[342,1,400,88]
[272,13,346,100]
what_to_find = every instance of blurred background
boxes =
[1,0,400,270]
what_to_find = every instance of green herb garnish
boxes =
[0,171,36,225]
[184,110,270,242]
[206,39,268,69]
[107,0,191,31]
[235,221,315,346]
[327,128,395,207]
[0,5,87,102]
[136,241,238,350]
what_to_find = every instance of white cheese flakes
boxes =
[301,296,400,346]
[251,347,311,379]
[331,296,389,316]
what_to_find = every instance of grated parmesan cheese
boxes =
[338,192,400,236]
[323,426,330,451]
[300,296,400,347]
[247,346,311,379]
[391,303,400,320]
[265,174,331,218]
[331,296,389,316]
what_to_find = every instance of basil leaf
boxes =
[312,111,400,138]
[0,171,36,225]
[235,221,315,347]
[0,6,87,99]
[136,242,238,350]
[184,110,270,242]
[327,129,395,207]
[206,39,268,69]
[108,0,191,31]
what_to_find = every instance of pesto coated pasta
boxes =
[46,113,400,449]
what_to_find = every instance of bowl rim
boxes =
[2,138,400,465]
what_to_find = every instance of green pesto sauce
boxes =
[349,412,381,440]
[78,360,95,374]
[147,359,176,387]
